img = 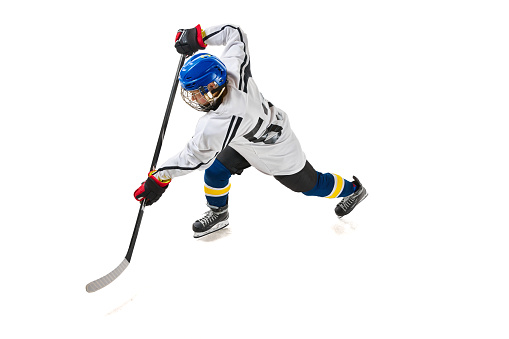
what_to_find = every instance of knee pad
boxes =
[205,159,232,186]
[274,161,317,192]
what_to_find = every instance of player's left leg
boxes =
[274,161,367,218]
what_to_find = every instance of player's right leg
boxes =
[193,159,231,238]
[193,147,251,238]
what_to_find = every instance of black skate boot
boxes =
[335,176,368,218]
[193,204,229,238]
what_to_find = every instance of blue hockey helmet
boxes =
[179,53,227,90]
[179,53,228,111]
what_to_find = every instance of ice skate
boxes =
[335,176,368,218]
[193,204,229,238]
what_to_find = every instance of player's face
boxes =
[190,90,209,106]
[190,82,218,106]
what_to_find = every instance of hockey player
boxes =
[134,24,368,238]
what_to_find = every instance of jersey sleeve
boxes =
[153,113,243,181]
[203,24,251,93]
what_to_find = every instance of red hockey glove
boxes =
[134,172,170,206]
[174,24,207,56]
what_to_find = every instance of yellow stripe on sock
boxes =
[326,174,344,199]
[204,183,231,197]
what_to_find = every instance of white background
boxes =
[1,0,508,338]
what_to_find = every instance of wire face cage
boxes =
[180,83,226,112]
[180,86,213,111]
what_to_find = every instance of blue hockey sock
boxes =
[303,172,355,198]
[204,159,231,207]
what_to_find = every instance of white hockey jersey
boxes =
[154,24,306,182]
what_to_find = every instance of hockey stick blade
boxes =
[86,201,144,293]
[86,258,129,293]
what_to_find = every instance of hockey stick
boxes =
[86,54,186,293]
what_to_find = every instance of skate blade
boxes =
[193,221,229,238]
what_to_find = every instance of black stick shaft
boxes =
[151,54,187,170]
[125,54,186,262]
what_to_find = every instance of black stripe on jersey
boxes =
[262,102,268,115]
[221,116,244,150]
[203,25,251,93]
[241,62,251,93]
[202,25,237,41]
[228,116,243,145]
[221,116,236,150]
[156,154,217,172]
